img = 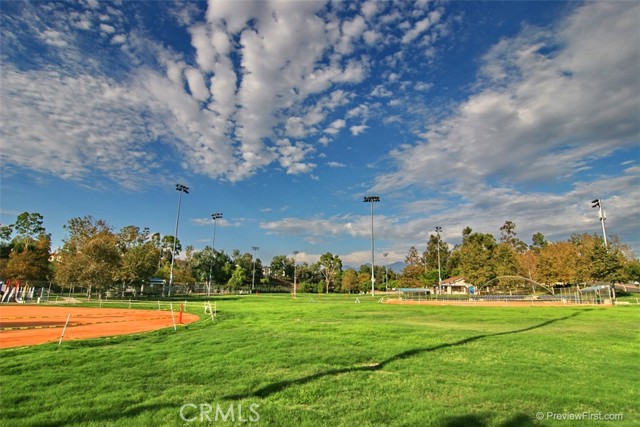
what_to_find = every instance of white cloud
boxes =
[99,23,115,34]
[375,1,639,192]
[346,103,370,120]
[361,1,380,20]
[41,30,69,47]
[415,82,432,91]
[362,29,381,46]
[370,85,393,98]
[337,15,367,54]
[188,24,215,72]
[111,34,126,45]
[276,139,316,175]
[350,124,368,136]
[184,68,209,102]
[0,67,167,189]
[324,119,346,135]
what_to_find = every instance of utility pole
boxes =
[208,212,223,296]
[383,252,389,291]
[251,246,260,291]
[363,196,380,296]
[169,184,189,297]
[435,226,442,294]
[293,250,299,299]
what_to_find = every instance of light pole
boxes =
[591,199,608,247]
[435,226,442,294]
[251,246,259,291]
[383,252,389,292]
[208,212,223,297]
[293,250,299,299]
[169,184,189,297]
[363,196,380,296]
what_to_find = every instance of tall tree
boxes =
[232,250,263,285]
[516,249,538,281]
[400,246,424,288]
[499,220,527,252]
[1,212,51,282]
[4,234,51,281]
[317,252,342,293]
[457,231,497,286]
[493,243,519,277]
[535,241,579,285]
[54,216,120,297]
[13,212,46,243]
[340,268,358,293]
[270,255,294,280]
[423,234,450,276]
[0,224,13,262]
[191,248,233,287]
[531,232,547,251]
[227,265,246,290]
[115,226,161,293]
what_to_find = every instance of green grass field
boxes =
[1,295,638,427]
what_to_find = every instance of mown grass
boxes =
[1,295,638,427]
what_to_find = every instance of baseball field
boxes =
[0,294,638,426]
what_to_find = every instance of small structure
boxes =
[143,277,166,296]
[440,276,473,295]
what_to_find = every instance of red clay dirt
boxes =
[0,305,199,348]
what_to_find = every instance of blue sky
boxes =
[1,0,638,266]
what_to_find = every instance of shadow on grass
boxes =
[226,312,582,399]
[35,402,176,427]
[439,412,542,427]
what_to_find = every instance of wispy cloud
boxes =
[375,2,639,193]
[3,0,454,187]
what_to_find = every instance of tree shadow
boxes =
[35,402,177,427]
[439,413,489,427]
[226,312,582,399]
[439,412,541,427]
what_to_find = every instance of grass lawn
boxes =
[1,295,638,427]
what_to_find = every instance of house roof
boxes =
[441,276,466,285]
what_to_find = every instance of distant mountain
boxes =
[388,262,405,272]
[343,262,405,273]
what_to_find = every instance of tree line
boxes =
[1,213,638,296]
[399,221,639,289]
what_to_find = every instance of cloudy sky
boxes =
[1,0,638,266]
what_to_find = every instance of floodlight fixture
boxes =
[591,198,608,247]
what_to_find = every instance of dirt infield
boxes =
[0,305,200,348]
[385,299,597,307]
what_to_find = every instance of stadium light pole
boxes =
[207,212,223,297]
[591,199,608,247]
[435,226,443,294]
[169,184,189,297]
[293,250,299,299]
[251,246,260,291]
[383,252,389,292]
[363,196,380,296]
